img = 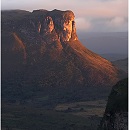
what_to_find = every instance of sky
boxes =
[1,0,128,32]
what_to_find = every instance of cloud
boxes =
[2,0,127,18]
[89,17,128,32]
[74,0,127,18]
[76,18,92,31]
[1,0,128,32]
[107,17,126,27]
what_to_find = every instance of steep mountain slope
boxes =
[2,9,125,90]
[98,78,128,130]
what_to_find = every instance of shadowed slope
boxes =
[2,9,126,89]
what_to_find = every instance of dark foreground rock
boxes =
[98,78,128,130]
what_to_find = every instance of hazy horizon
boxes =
[77,31,128,55]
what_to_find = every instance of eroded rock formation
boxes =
[42,16,54,35]
[29,9,78,42]
[1,9,126,89]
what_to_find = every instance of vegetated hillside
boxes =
[2,9,127,105]
[98,78,128,130]
[2,9,124,87]
[2,9,127,130]
[112,58,128,73]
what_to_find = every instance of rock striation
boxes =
[13,9,77,43]
[1,9,126,89]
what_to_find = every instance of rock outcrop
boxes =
[1,9,126,89]
[98,78,128,130]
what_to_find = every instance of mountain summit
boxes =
[2,9,125,88]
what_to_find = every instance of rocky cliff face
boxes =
[14,9,77,43]
[98,78,128,130]
[39,10,77,42]
[2,9,125,89]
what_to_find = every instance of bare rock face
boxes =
[98,79,128,130]
[60,11,75,41]
[35,10,78,42]
[24,9,77,43]
[42,16,54,34]
[99,112,128,130]
[1,9,126,89]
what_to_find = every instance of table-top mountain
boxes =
[2,9,125,88]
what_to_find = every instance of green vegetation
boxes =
[2,103,102,130]
[55,100,107,117]
[2,79,111,130]
[2,9,127,130]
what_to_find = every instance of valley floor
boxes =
[2,99,107,130]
